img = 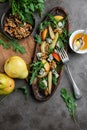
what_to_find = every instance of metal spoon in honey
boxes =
[73,29,87,51]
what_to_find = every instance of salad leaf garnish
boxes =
[35,34,42,44]
[30,61,44,85]
[10,0,46,24]
[61,88,77,122]
[0,38,26,54]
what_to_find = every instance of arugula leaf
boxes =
[29,3,35,12]
[61,88,77,121]
[0,39,10,49]
[47,46,54,55]
[58,28,69,49]
[36,3,45,16]
[38,78,47,90]
[68,32,72,37]
[23,13,34,25]
[61,16,68,27]
[56,62,62,71]
[10,0,46,24]
[30,61,44,85]
[47,14,58,28]
[0,86,28,104]
[15,86,28,100]
[39,21,50,31]
[37,0,44,3]
[0,37,26,54]
[35,34,42,44]
[58,37,65,49]
[52,76,57,85]
[10,40,26,54]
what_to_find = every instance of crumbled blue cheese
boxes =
[36,52,42,60]
[46,38,52,44]
[42,79,47,87]
[57,22,63,28]
[52,69,59,78]
[39,68,45,75]
[47,54,53,62]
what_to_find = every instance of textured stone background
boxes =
[0,0,87,130]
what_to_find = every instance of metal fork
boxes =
[57,48,82,99]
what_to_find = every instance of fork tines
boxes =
[56,48,69,63]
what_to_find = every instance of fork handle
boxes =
[65,64,82,99]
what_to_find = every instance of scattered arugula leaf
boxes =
[0,37,26,54]
[15,86,28,100]
[35,34,42,44]
[0,39,10,49]
[30,61,44,85]
[0,86,28,104]
[61,88,77,121]
[9,40,26,54]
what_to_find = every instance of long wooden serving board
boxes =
[29,7,69,101]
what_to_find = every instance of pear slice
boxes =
[49,32,59,49]
[48,25,55,39]
[54,15,64,21]
[48,71,52,94]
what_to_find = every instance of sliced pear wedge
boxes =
[41,41,46,53]
[48,71,52,94]
[48,25,55,39]
[49,32,59,49]
[54,15,64,21]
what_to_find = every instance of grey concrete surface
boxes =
[0,0,87,130]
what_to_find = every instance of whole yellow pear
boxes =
[4,56,28,79]
[0,73,15,95]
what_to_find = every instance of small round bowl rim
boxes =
[69,29,87,54]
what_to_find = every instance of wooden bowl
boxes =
[0,7,35,40]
